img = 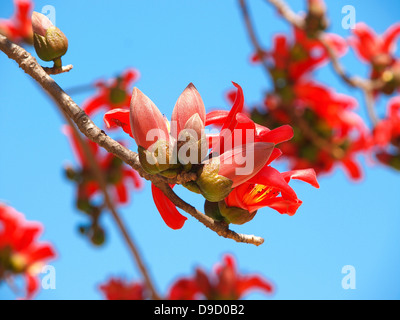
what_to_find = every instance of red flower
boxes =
[0,0,33,44]
[99,278,147,300]
[205,82,294,154]
[0,203,56,299]
[349,22,400,68]
[251,27,347,82]
[83,68,139,117]
[104,82,315,228]
[374,97,400,147]
[168,254,274,300]
[64,126,143,206]
[224,168,319,216]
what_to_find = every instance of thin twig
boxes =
[43,64,73,75]
[364,89,379,126]
[0,34,264,246]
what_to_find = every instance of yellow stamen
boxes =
[242,184,275,205]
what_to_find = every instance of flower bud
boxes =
[196,158,234,203]
[130,87,170,150]
[32,12,68,65]
[183,181,202,194]
[138,140,178,175]
[204,200,225,222]
[183,113,205,140]
[90,226,106,246]
[171,83,206,138]
[218,200,257,225]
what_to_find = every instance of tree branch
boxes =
[0,34,264,246]
[43,64,73,75]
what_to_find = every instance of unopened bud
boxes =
[218,200,257,225]
[204,200,226,222]
[196,159,233,203]
[32,12,68,65]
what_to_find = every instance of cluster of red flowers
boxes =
[0,203,56,299]
[99,254,273,300]
[0,0,33,44]
[248,1,400,178]
[63,69,143,245]
[250,26,369,180]
[349,22,400,171]
[104,81,319,230]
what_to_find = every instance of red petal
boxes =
[350,23,379,62]
[83,95,108,116]
[249,197,302,216]
[168,278,200,300]
[382,23,400,54]
[205,110,229,127]
[257,125,293,144]
[103,108,133,138]
[281,169,320,188]
[237,275,274,297]
[14,225,41,251]
[247,166,298,200]
[121,69,140,87]
[151,184,187,230]
[26,274,39,300]
[221,82,245,132]
[115,182,128,204]
[25,244,56,265]
[342,158,362,180]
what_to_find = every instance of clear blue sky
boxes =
[1,0,400,300]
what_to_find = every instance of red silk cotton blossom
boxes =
[168,254,274,300]
[0,203,56,299]
[104,82,319,228]
[82,68,140,117]
[99,278,147,300]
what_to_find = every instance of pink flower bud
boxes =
[129,87,170,150]
[171,83,206,138]
[183,113,205,140]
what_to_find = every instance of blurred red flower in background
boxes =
[0,0,33,44]
[168,254,274,300]
[83,68,140,117]
[99,278,147,300]
[0,203,56,299]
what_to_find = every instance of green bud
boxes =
[196,160,233,203]
[218,200,257,225]
[204,200,226,222]
[138,141,180,175]
[90,226,106,246]
[183,181,202,194]
[33,26,68,62]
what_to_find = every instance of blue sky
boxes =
[1,0,400,300]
